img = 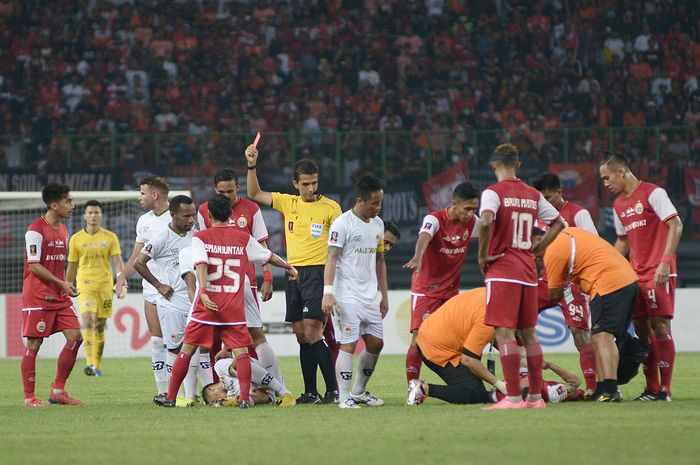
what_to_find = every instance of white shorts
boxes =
[244,284,262,329]
[332,301,383,344]
[160,309,189,350]
[143,280,158,305]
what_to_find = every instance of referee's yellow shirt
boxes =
[68,228,122,289]
[271,192,342,266]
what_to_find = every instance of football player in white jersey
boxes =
[135,195,196,403]
[322,175,388,409]
[116,175,172,396]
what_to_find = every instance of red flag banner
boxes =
[548,163,600,222]
[422,160,469,211]
[684,167,700,239]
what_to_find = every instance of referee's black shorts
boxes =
[284,265,326,323]
[590,282,638,339]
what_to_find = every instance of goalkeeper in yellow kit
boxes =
[66,200,125,376]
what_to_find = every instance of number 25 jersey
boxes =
[479,178,560,285]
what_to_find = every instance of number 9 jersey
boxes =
[190,226,272,325]
[480,178,560,285]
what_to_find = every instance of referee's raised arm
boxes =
[245,145,273,207]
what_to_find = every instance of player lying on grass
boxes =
[488,359,584,404]
[201,355,295,407]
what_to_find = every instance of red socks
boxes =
[578,342,597,391]
[656,333,675,394]
[21,348,38,400]
[525,342,544,397]
[167,352,192,401]
[235,353,252,402]
[53,340,82,390]
[500,340,522,397]
[406,345,422,383]
[643,335,660,393]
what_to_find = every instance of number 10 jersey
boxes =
[479,178,560,285]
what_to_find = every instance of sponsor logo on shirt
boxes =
[54,239,65,248]
[100,241,107,249]
[442,234,463,245]
[439,246,467,255]
[45,254,66,261]
[624,220,647,232]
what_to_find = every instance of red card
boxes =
[253,132,261,148]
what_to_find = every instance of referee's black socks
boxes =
[311,340,337,392]
[299,343,318,395]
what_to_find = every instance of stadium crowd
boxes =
[1,0,700,179]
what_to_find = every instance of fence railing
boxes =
[2,125,696,185]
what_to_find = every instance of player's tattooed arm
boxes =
[321,246,342,315]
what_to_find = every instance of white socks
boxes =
[336,350,354,402]
[352,350,379,396]
[198,350,214,387]
[256,342,284,386]
[151,336,168,394]
[251,360,286,395]
[184,353,199,401]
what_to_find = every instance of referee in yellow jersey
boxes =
[66,200,124,376]
[246,145,342,404]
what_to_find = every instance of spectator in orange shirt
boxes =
[407,288,506,405]
[543,227,639,402]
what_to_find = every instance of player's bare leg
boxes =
[571,328,597,396]
[93,317,107,375]
[22,337,46,406]
[406,331,422,384]
[350,334,384,406]
[81,311,96,375]
[49,328,83,405]
[651,316,674,400]
[144,301,167,395]
[591,331,621,401]
[633,316,659,399]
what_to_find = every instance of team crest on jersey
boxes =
[29,245,37,256]
[330,231,338,244]
[236,216,248,228]
[288,221,294,233]
[635,201,644,215]
[310,223,323,238]
[36,320,46,333]
[100,241,107,248]
[353,235,362,243]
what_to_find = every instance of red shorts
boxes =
[184,320,253,350]
[410,294,449,332]
[634,278,675,319]
[22,306,80,338]
[485,281,538,329]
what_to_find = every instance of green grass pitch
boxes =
[1,353,699,465]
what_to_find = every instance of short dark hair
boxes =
[214,168,238,185]
[41,183,70,207]
[139,175,170,195]
[208,194,232,222]
[293,159,318,181]
[384,220,401,240]
[169,195,194,213]
[531,172,561,192]
[453,181,479,201]
[491,143,519,167]
[355,174,383,201]
[84,199,103,211]
[202,383,216,405]
[600,151,629,170]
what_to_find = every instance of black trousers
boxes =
[418,347,489,404]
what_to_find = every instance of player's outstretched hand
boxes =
[286,266,299,281]
[201,293,219,312]
[157,284,174,299]
[321,293,338,315]
[61,281,79,297]
[654,262,670,286]
[403,256,422,274]
[478,253,505,275]
[245,144,258,167]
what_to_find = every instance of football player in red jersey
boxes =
[402,182,480,384]
[600,153,683,401]
[478,144,566,410]
[21,183,83,407]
